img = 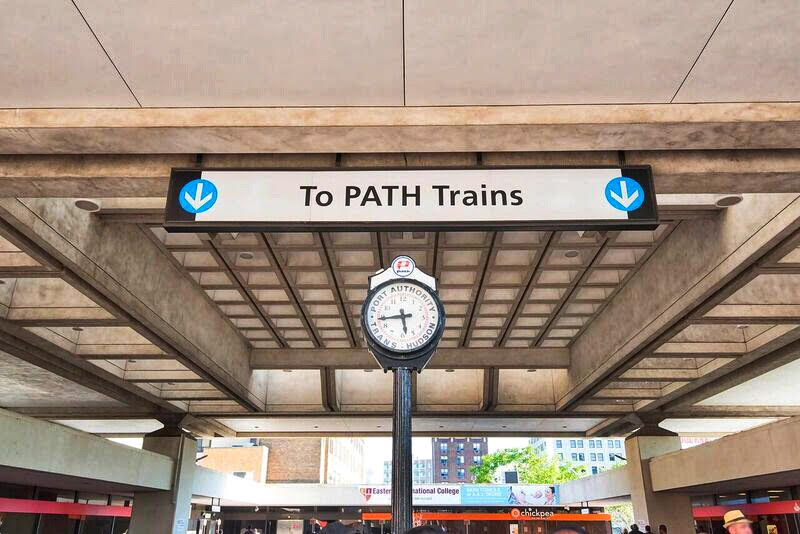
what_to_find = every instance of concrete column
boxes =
[129,424,196,534]
[625,425,694,534]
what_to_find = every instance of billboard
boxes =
[357,485,558,507]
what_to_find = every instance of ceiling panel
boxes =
[0,0,137,107]
[404,0,730,105]
[675,0,800,103]
[75,0,404,107]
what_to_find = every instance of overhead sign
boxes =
[357,484,559,507]
[165,166,658,231]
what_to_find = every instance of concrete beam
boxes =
[0,199,266,410]
[4,149,800,197]
[558,466,631,505]
[0,408,173,491]
[4,104,800,155]
[559,193,800,409]
[251,347,569,370]
[649,417,800,492]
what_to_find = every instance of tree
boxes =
[470,446,586,484]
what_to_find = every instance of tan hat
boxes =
[723,510,752,528]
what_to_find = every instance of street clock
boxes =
[361,256,445,371]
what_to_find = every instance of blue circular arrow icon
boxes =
[179,179,218,214]
[605,176,645,212]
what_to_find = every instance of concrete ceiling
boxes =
[698,358,800,406]
[0,350,125,408]
[659,417,779,435]
[3,0,800,107]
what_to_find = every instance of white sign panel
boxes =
[166,166,657,231]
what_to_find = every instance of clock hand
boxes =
[378,313,405,321]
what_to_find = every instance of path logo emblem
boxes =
[179,179,218,214]
[605,176,644,212]
[392,255,416,277]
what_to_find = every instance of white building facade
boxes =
[530,437,627,475]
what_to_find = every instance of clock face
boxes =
[364,280,442,354]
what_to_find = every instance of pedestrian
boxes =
[404,526,445,534]
[631,524,641,533]
[659,525,667,534]
[722,510,753,534]
[244,525,255,534]
[646,526,652,534]
[623,528,629,534]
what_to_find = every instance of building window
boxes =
[473,443,481,454]
[589,440,595,449]
[440,468,448,478]
[440,455,448,466]
[557,453,564,460]
[457,469,465,479]
[577,440,584,448]
[571,453,578,461]
[595,440,603,448]
[607,439,614,448]
[569,439,576,448]
[457,443,465,452]
[457,455,465,465]
[598,453,604,461]
[474,456,482,464]
[555,439,562,448]
[591,466,598,474]
[440,443,448,453]
[578,453,585,461]
[615,440,622,448]
[590,453,596,461]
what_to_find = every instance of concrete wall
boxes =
[558,466,631,505]
[0,408,173,491]
[649,417,800,491]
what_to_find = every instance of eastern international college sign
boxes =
[165,166,658,232]
[357,484,559,507]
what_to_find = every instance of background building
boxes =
[383,458,433,485]
[432,438,488,483]
[197,437,366,484]
[530,437,627,475]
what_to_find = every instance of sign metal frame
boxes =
[165,165,658,232]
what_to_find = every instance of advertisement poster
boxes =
[358,485,558,507]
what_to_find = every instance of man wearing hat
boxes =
[723,510,753,534]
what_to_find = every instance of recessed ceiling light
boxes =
[565,250,580,258]
[439,425,444,429]
[715,195,743,207]
[72,327,84,332]
[445,369,455,373]
[239,252,255,260]
[364,369,374,373]
[376,425,382,429]
[282,369,292,373]
[526,369,536,373]
[253,425,260,429]
[736,324,749,329]
[74,199,101,212]
[129,360,137,364]
[313,425,319,429]
[562,425,567,429]
[501,425,508,429]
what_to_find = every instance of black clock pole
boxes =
[391,366,413,534]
